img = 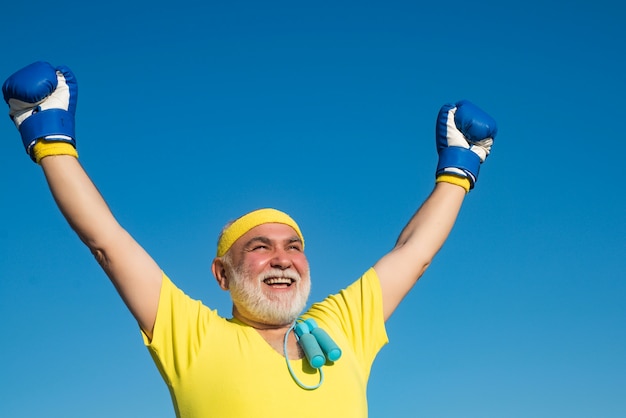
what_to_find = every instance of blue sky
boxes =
[1,0,624,417]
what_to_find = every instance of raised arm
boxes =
[374,100,497,321]
[3,61,162,338]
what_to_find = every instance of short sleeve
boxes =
[142,273,215,385]
[305,268,388,376]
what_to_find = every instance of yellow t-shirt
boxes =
[143,268,388,418]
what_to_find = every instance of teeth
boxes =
[264,278,293,285]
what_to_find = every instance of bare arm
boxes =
[373,100,497,321]
[4,62,165,339]
[374,181,465,321]
[40,154,162,339]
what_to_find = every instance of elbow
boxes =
[78,222,127,262]
[82,229,124,272]
[416,259,432,281]
[393,245,433,282]
[90,246,112,271]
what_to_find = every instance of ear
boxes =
[211,258,230,291]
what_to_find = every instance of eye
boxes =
[287,243,303,252]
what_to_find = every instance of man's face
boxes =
[223,223,311,327]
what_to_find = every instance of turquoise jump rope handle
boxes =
[304,319,342,362]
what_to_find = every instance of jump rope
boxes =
[283,317,342,390]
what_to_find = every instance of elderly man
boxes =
[3,61,497,417]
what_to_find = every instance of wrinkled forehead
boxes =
[216,208,304,257]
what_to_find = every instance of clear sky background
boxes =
[1,1,624,417]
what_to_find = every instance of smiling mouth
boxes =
[263,277,295,287]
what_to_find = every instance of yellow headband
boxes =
[216,208,304,257]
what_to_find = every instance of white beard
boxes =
[228,265,311,326]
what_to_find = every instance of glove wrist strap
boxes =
[19,109,76,153]
[436,147,481,188]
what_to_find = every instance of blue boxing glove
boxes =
[436,100,497,190]
[2,61,78,162]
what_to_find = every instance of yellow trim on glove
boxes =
[436,174,471,193]
[32,140,78,164]
[217,208,304,257]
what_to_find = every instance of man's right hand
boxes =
[2,61,78,162]
[4,61,163,337]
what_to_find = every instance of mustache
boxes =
[258,268,302,282]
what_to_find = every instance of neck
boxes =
[231,306,297,331]
[232,308,303,360]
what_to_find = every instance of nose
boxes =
[269,247,293,270]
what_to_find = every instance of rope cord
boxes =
[283,320,324,390]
